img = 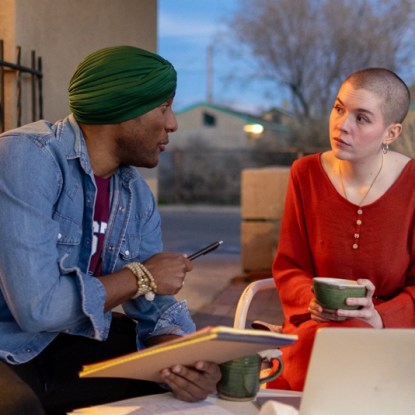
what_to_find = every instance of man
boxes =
[0,45,220,415]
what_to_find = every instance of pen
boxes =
[188,240,223,261]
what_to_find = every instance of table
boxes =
[69,389,302,415]
[211,389,301,415]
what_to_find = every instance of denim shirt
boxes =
[0,115,195,364]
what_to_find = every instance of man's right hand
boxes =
[143,252,192,295]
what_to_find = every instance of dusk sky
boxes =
[157,0,281,114]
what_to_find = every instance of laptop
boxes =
[300,328,415,414]
[258,328,415,414]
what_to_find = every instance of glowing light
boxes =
[243,124,264,134]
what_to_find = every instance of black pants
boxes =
[0,314,164,415]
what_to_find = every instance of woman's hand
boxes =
[309,298,346,323]
[337,279,383,328]
[160,361,222,402]
[309,279,383,328]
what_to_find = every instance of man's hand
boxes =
[160,361,221,402]
[144,252,192,295]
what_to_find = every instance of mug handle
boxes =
[259,356,284,384]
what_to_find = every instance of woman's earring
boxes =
[382,143,389,154]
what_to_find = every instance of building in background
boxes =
[158,101,297,205]
[171,102,293,150]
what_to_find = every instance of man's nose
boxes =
[166,112,178,132]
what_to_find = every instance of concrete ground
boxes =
[159,205,284,330]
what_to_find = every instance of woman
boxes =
[270,68,415,391]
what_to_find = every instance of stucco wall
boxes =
[1,0,158,193]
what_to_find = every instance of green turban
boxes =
[68,45,177,124]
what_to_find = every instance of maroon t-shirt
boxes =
[89,175,110,276]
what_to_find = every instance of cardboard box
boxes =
[241,167,290,220]
[241,220,280,272]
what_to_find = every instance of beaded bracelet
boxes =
[124,262,158,301]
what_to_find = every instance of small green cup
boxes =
[313,277,366,312]
[217,353,283,401]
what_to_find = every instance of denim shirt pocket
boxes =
[56,217,82,244]
[55,216,83,264]
[118,232,142,262]
[53,179,84,259]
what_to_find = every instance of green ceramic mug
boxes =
[313,277,367,311]
[217,353,283,401]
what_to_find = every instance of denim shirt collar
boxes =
[66,114,137,186]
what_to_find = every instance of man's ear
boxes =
[384,123,402,145]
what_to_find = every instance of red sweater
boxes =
[271,153,415,390]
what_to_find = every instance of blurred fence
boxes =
[0,40,43,132]
[158,148,302,205]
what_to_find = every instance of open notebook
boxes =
[259,328,415,415]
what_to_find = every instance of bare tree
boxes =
[225,0,415,145]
